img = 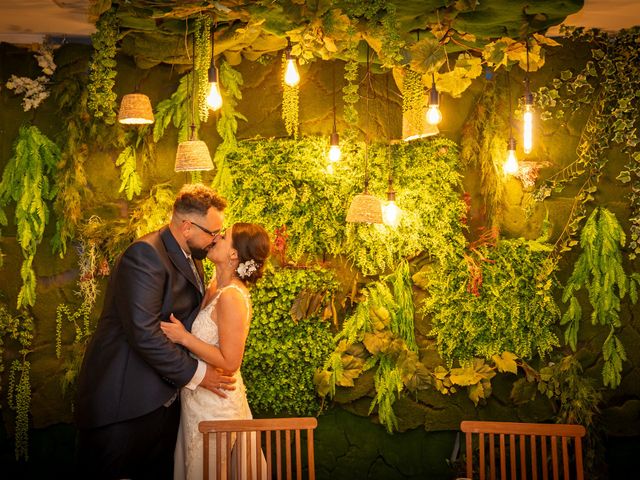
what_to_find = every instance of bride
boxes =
[161,222,270,479]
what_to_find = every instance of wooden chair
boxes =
[198,417,318,480]
[460,420,586,480]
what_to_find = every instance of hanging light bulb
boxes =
[503,137,519,175]
[522,37,534,155]
[382,189,401,227]
[426,73,442,126]
[206,29,222,111]
[284,40,300,87]
[329,131,341,162]
[206,65,223,111]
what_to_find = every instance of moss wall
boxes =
[0,38,639,477]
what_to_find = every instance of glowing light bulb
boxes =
[426,105,442,126]
[329,145,341,162]
[382,200,401,227]
[523,104,533,154]
[207,82,223,111]
[503,138,519,175]
[284,58,300,86]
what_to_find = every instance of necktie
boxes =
[187,256,204,295]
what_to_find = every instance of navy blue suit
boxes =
[75,227,205,479]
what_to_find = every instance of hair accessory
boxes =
[237,259,259,279]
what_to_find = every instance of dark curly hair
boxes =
[173,183,227,217]
[232,223,271,284]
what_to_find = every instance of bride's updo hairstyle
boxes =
[232,223,270,284]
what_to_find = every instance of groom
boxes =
[75,184,236,479]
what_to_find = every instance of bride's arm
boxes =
[161,289,249,372]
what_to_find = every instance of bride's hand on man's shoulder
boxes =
[160,313,188,345]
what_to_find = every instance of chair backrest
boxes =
[460,420,586,480]
[199,417,318,480]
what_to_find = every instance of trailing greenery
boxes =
[153,72,195,144]
[315,262,418,432]
[0,303,34,461]
[561,207,640,388]
[114,128,155,201]
[195,15,213,123]
[315,262,522,431]
[419,236,561,365]
[0,125,60,308]
[87,9,118,124]
[459,77,506,225]
[401,68,425,136]
[55,221,103,394]
[534,27,640,259]
[281,53,299,138]
[213,60,246,193]
[341,35,360,126]
[218,136,466,275]
[243,267,337,415]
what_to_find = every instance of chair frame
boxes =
[199,417,318,480]
[460,420,586,480]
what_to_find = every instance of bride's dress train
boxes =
[174,285,267,479]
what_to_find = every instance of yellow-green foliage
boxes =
[561,207,640,388]
[0,125,60,308]
[421,237,561,365]
[195,15,212,124]
[0,304,34,461]
[87,9,117,123]
[244,267,337,415]
[153,72,194,144]
[218,136,466,276]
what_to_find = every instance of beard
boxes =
[187,239,211,260]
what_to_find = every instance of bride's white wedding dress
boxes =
[174,284,266,480]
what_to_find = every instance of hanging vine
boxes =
[195,15,213,123]
[0,125,60,308]
[0,304,34,461]
[401,68,425,136]
[55,219,104,394]
[341,33,360,126]
[560,207,640,388]
[213,60,246,193]
[153,72,194,144]
[534,27,640,259]
[459,77,507,226]
[87,9,118,124]
[282,53,299,138]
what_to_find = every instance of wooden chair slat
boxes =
[461,421,586,480]
[198,417,318,480]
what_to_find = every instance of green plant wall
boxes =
[0,27,639,477]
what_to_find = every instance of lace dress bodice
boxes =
[174,284,256,480]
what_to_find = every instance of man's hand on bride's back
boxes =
[201,364,236,398]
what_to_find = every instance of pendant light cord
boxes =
[190,22,197,140]
[507,68,513,138]
[332,62,337,132]
[386,72,393,189]
[364,45,371,192]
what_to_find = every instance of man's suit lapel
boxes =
[160,227,204,299]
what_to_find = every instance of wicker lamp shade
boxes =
[346,192,383,224]
[118,93,155,125]
[174,140,213,172]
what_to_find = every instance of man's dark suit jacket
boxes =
[75,226,205,429]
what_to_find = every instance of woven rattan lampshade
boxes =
[346,192,383,224]
[174,140,213,172]
[118,93,155,125]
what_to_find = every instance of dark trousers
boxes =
[76,401,180,480]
